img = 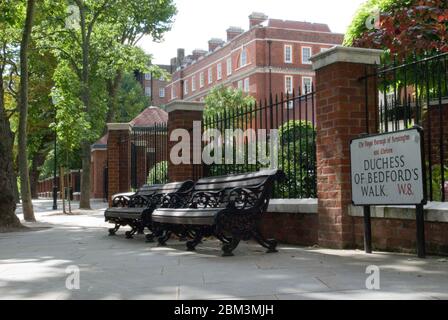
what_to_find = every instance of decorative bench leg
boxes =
[108,224,120,236]
[137,225,145,235]
[221,237,240,257]
[186,230,203,251]
[125,225,139,239]
[145,233,155,243]
[158,231,172,246]
[252,229,278,253]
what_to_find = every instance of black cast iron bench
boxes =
[104,181,194,239]
[151,169,285,256]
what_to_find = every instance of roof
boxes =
[91,107,168,150]
[130,106,168,127]
[268,19,332,32]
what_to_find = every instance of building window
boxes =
[237,80,243,90]
[145,87,151,97]
[302,47,312,64]
[217,63,222,80]
[192,75,196,91]
[243,78,250,93]
[240,49,248,67]
[159,88,165,98]
[144,73,151,80]
[208,68,213,84]
[200,72,205,88]
[284,45,292,63]
[285,76,293,94]
[227,57,232,76]
[184,79,188,95]
[160,75,165,81]
[302,77,313,93]
[171,86,175,100]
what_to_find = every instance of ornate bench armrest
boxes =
[226,186,263,211]
[161,191,191,208]
[189,189,226,208]
[112,195,131,207]
[128,194,152,207]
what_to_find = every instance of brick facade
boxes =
[312,47,381,249]
[166,101,205,182]
[165,13,344,105]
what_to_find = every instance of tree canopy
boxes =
[344,0,448,59]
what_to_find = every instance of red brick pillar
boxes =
[166,101,205,182]
[107,123,131,206]
[310,46,382,249]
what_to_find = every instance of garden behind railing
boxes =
[201,89,317,199]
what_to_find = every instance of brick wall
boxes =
[260,212,318,246]
[353,217,448,255]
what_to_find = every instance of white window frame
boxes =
[217,63,222,80]
[284,45,292,63]
[208,68,213,84]
[171,86,175,100]
[159,87,165,98]
[302,76,313,93]
[237,80,243,90]
[226,57,232,76]
[145,86,151,97]
[285,76,293,94]
[243,78,250,93]
[144,73,151,80]
[200,72,205,88]
[184,79,188,95]
[192,75,196,91]
[302,46,312,64]
[240,49,247,67]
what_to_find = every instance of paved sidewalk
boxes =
[0,199,447,300]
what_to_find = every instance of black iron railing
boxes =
[202,89,317,199]
[364,52,448,202]
[129,124,168,189]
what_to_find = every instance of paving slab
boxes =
[0,199,446,300]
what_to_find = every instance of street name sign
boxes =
[350,127,426,206]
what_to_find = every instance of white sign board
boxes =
[350,128,426,206]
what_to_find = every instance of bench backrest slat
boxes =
[194,169,279,195]
[136,181,193,197]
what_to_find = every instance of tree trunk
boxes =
[30,151,46,199]
[78,3,92,210]
[0,65,22,229]
[17,0,36,222]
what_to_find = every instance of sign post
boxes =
[350,127,427,257]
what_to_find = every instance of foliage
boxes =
[277,120,316,198]
[147,161,168,185]
[345,0,448,60]
[427,164,448,202]
[115,72,149,122]
[204,85,255,119]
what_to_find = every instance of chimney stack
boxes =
[226,27,244,42]
[177,48,185,66]
[192,49,208,60]
[249,12,268,29]
[208,38,225,52]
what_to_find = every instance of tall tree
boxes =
[0,12,22,228]
[17,0,37,221]
[43,0,176,209]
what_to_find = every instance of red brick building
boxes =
[135,64,173,107]
[165,13,344,103]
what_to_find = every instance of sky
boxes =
[137,0,367,65]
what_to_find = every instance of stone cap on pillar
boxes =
[165,100,205,113]
[310,45,383,71]
[107,123,132,131]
